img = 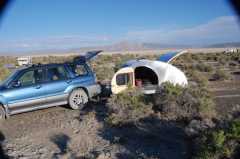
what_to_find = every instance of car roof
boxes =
[15,63,66,71]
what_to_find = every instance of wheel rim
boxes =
[71,90,87,108]
[73,93,84,105]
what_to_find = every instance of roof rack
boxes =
[30,63,42,67]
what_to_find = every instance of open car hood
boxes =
[73,50,103,63]
[157,50,187,63]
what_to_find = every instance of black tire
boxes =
[0,106,5,120]
[68,88,88,110]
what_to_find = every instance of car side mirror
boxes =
[12,81,21,88]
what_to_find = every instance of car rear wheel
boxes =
[68,88,88,110]
[0,106,5,120]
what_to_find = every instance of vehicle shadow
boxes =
[0,131,9,159]
[50,132,101,159]
[80,101,191,159]
[50,133,74,159]
[79,100,110,123]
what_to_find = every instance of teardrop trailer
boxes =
[111,51,188,94]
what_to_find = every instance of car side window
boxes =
[13,68,45,88]
[47,66,68,81]
[71,64,88,76]
[18,70,35,86]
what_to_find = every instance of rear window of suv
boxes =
[70,64,88,76]
[47,66,68,81]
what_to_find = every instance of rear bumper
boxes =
[140,85,158,94]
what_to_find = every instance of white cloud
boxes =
[125,16,240,45]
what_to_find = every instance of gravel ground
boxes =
[0,104,110,159]
[0,102,190,159]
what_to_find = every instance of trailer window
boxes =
[116,73,131,86]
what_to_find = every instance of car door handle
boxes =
[66,80,72,84]
[35,85,41,89]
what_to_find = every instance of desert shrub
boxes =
[0,56,16,65]
[92,65,115,81]
[0,56,16,81]
[191,54,202,61]
[218,54,231,66]
[113,62,123,72]
[188,70,209,88]
[194,130,226,159]
[112,54,140,71]
[212,69,231,81]
[228,119,240,139]
[219,58,227,66]
[32,55,75,64]
[0,67,11,81]
[152,82,215,120]
[206,53,218,61]
[178,53,194,63]
[193,119,240,159]
[212,130,226,150]
[229,52,240,62]
[194,63,213,72]
[106,88,153,126]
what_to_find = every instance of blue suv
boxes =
[0,51,102,119]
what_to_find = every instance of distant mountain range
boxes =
[67,42,194,53]
[1,41,240,55]
[68,41,240,53]
[206,42,240,48]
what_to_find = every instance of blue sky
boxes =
[0,0,239,53]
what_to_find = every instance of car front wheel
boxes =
[68,88,88,110]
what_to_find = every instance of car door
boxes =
[4,68,46,114]
[42,65,69,104]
